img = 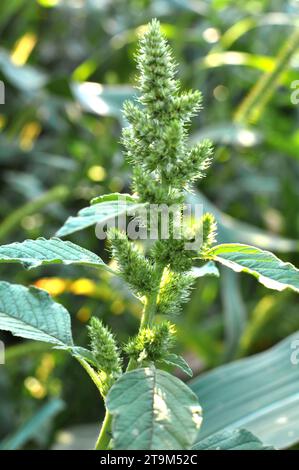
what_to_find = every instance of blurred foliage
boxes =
[1,0,299,449]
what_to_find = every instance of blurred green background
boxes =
[1,0,299,449]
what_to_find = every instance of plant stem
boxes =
[95,410,113,450]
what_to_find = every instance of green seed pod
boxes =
[108,228,156,296]
[88,317,122,396]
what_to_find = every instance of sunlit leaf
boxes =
[0,237,110,271]
[107,366,202,450]
[160,353,193,377]
[56,195,143,237]
[208,243,299,293]
[0,282,73,348]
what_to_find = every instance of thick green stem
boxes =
[95,410,113,450]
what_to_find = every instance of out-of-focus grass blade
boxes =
[213,13,299,51]
[0,399,64,450]
[234,28,299,123]
[221,267,246,360]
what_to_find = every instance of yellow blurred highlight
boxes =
[70,278,96,296]
[159,268,171,291]
[34,277,117,301]
[110,299,125,315]
[129,302,143,318]
[73,59,98,82]
[108,259,118,272]
[109,176,124,192]
[38,0,60,7]
[19,122,41,151]
[34,278,68,296]
[202,28,220,44]
[24,377,46,400]
[48,378,62,396]
[0,115,6,130]
[97,284,113,301]
[36,354,55,383]
[213,85,229,102]
[21,214,44,230]
[77,307,91,323]
[88,165,106,182]
[11,33,37,66]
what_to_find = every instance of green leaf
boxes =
[160,353,193,377]
[190,332,299,449]
[191,262,219,278]
[71,346,98,367]
[90,193,137,205]
[0,282,73,348]
[0,399,65,450]
[194,429,274,450]
[208,243,299,293]
[56,195,143,237]
[107,366,202,450]
[0,237,110,271]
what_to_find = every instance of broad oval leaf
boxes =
[208,243,299,293]
[194,429,274,450]
[0,282,73,348]
[107,366,202,450]
[191,332,299,449]
[56,194,143,237]
[0,237,110,271]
